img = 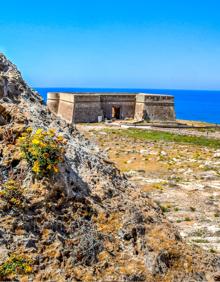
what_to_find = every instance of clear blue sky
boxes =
[1,0,220,89]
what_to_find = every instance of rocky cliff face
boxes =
[0,53,41,103]
[0,53,219,281]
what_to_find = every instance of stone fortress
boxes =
[47,92,176,123]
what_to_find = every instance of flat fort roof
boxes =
[48,92,173,97]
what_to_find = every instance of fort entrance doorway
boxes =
[112,106,121,119]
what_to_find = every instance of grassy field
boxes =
[104,128,220,148]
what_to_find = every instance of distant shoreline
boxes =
[35,87,220,125]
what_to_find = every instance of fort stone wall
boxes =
[100,94,135,119]
[47,92,176,123]
[73,95,103,123]
[135,94,176,121]
[57,93,75,123]
[47,92,75,123]
[47,92,60,115]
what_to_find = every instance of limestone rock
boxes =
[214,151,220,158]
[0,246,8,264]
[0,53,42,103]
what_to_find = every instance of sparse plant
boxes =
[153,182,165,190]
[169,176,183,183]
[160,205,170,213]
[17,128,66,178]
[159,155,166,161]
[0,179,24,209]
[192,239,209,243]
[0,254,32,278]
[192,229,206,237]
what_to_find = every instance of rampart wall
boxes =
[47,92,176,123]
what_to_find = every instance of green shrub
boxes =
[0,255,32,278]
[0,180,24,208]
[17,128,66,178]
[160,205,170,213]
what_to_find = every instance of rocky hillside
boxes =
[0,53,220,281]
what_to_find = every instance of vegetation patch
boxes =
[184,217,192,222]
[17,128,66,178]
[0,254,32,278]
[0,179,25,209]
[159,204,170,213]
[192,239,209,244]
[104,128,220,148]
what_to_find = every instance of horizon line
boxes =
[33,86,220,92]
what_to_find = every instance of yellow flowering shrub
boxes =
[0,254,32,278]
[0,180,24,209]
[17,128,66,178]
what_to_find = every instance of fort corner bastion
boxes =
[47,92,176,123]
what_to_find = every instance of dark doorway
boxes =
[112,106,121,119]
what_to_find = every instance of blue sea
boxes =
[35,88,220,124]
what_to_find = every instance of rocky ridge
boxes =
[0,53,220,281]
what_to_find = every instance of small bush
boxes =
[0,180,24,208]
[160,205,170,213]
[0,254,32,278]
[17,128,66,178]
[193,239,209,243]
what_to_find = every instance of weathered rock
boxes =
[0,246,8,264]
[153,250,171,275]
[213,272,220,281]
[25,239,37,249]
[214,151,220,158]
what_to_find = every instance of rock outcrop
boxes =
[0,53,220,281]
[0,53,41,102]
